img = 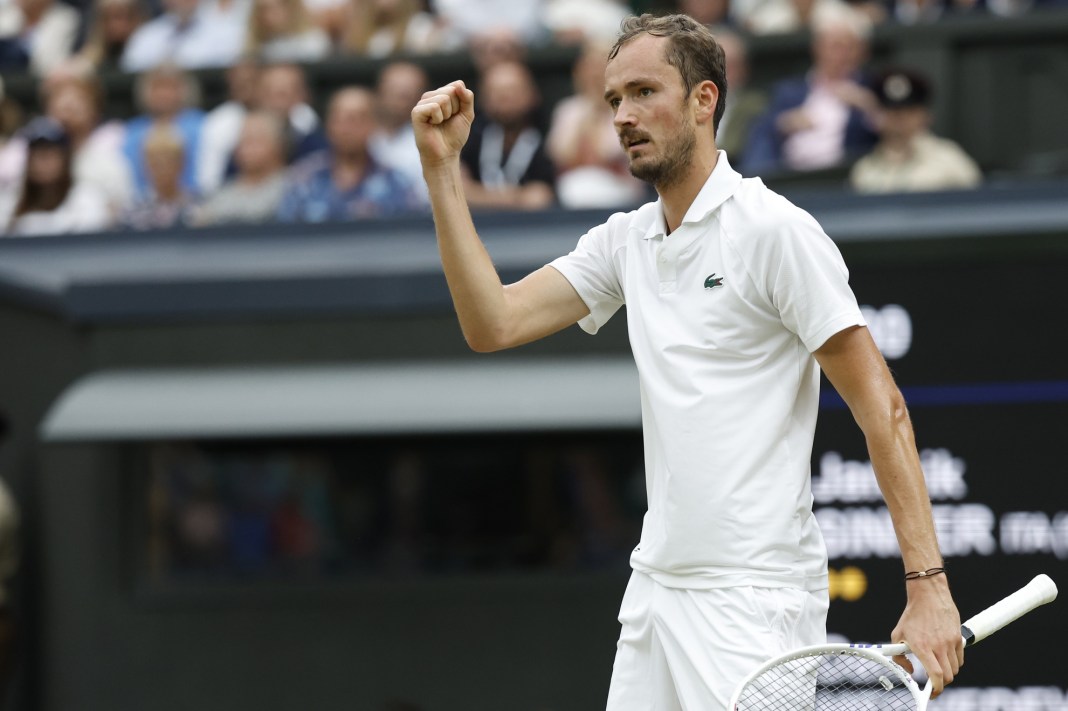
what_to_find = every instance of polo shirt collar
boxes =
[644,150,742,240]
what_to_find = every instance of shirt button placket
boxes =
[657,240,678,292]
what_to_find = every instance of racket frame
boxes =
[728,574,1058,711]
[728,642,929,711]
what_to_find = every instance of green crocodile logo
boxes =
[704,273,724,289]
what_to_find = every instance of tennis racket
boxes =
[728,573,1058,711]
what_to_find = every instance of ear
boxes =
[692,79,719,126]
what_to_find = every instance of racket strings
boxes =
[735,651,919,711]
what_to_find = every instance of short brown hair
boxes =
[610,14,728,134]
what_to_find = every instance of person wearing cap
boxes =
[0,117,110,236]
[850,68,981,194]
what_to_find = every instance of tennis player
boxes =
[412,13,963,710]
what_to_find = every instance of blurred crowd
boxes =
[0,0,1060,236]
[148,439,645,581]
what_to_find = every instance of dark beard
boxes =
[628,123,697,190]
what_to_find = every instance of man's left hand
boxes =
[890,575,964,697]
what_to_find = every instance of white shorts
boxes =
[606,570,829,711]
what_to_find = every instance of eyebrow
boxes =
[603,78,661,103]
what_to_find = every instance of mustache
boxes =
[619,130,652,147]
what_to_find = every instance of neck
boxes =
[156,181,182,201]
[333,152,368,189]
[658,147,719,235]
[239,164,279,184]
[881,131,920,156]
[499,121,529,142]
[68,126,92,151]
[33,185,65,207]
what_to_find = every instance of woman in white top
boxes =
[245,0,331,63]
[44,72,135,220]
[339,0,442,57]
[0,118,110,237]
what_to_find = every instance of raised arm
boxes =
[814,325,964,696]
[411,81,589,352]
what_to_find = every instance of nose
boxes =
[613,98,637,130]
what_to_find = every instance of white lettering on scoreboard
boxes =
[861,304,913,360]
[814,449,1067,560]
[1001,511,1068,558]
[814,449,966,504]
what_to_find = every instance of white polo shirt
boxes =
[549,152,865,591]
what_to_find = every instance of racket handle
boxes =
[961,574,1058,647]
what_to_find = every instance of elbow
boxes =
[462,325,510,353]
[466,336,502,354]
[888,389,910,425]
[857,387,912,437]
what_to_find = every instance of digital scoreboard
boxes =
[814,254,1068,706]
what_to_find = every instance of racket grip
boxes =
[961,574,1058,646]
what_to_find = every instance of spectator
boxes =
[0,0,80,75]
[124,64,204,198]
[201,0,254,49]
[305,0,349,44]
[731,0,858,34]
[546,41,645,209]
[75,0,145,72]
[850,68,981,193]
[0,77,24,147]
[45,73,135,220]
[123,125,197,229]
[0,118,110,236]
[199,63,323,188]
[890,0,950,22]
[277,87,422,222]
[460,60,555,211]
[431,0,546,46]
[257,62,327,165]
[198,56,260,192]
[741,5,878,175]
[679,0,731,27]
[542,0,630,44]
[193,111,288,224]
[0,78,26,190]
[339,0,443,57]
[712,28,767,166]
[467,26,528,76]
[245,0,330,62]
[369,60,429,203]
[121,0,245,72]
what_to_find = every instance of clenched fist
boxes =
[412,80,476,169]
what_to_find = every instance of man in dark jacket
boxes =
[741,7,878,176]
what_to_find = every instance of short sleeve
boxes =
[548,222,625,335]
[766,210,866,352]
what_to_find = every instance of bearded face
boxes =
[620,109,697,190]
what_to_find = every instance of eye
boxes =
[639,87,653,97]
[608,98,621,110]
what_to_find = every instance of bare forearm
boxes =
[413,81,585,353]
[423,162,512,351]
[863,395,943,572]
[817,326,961,691]
[816,328,944,572]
